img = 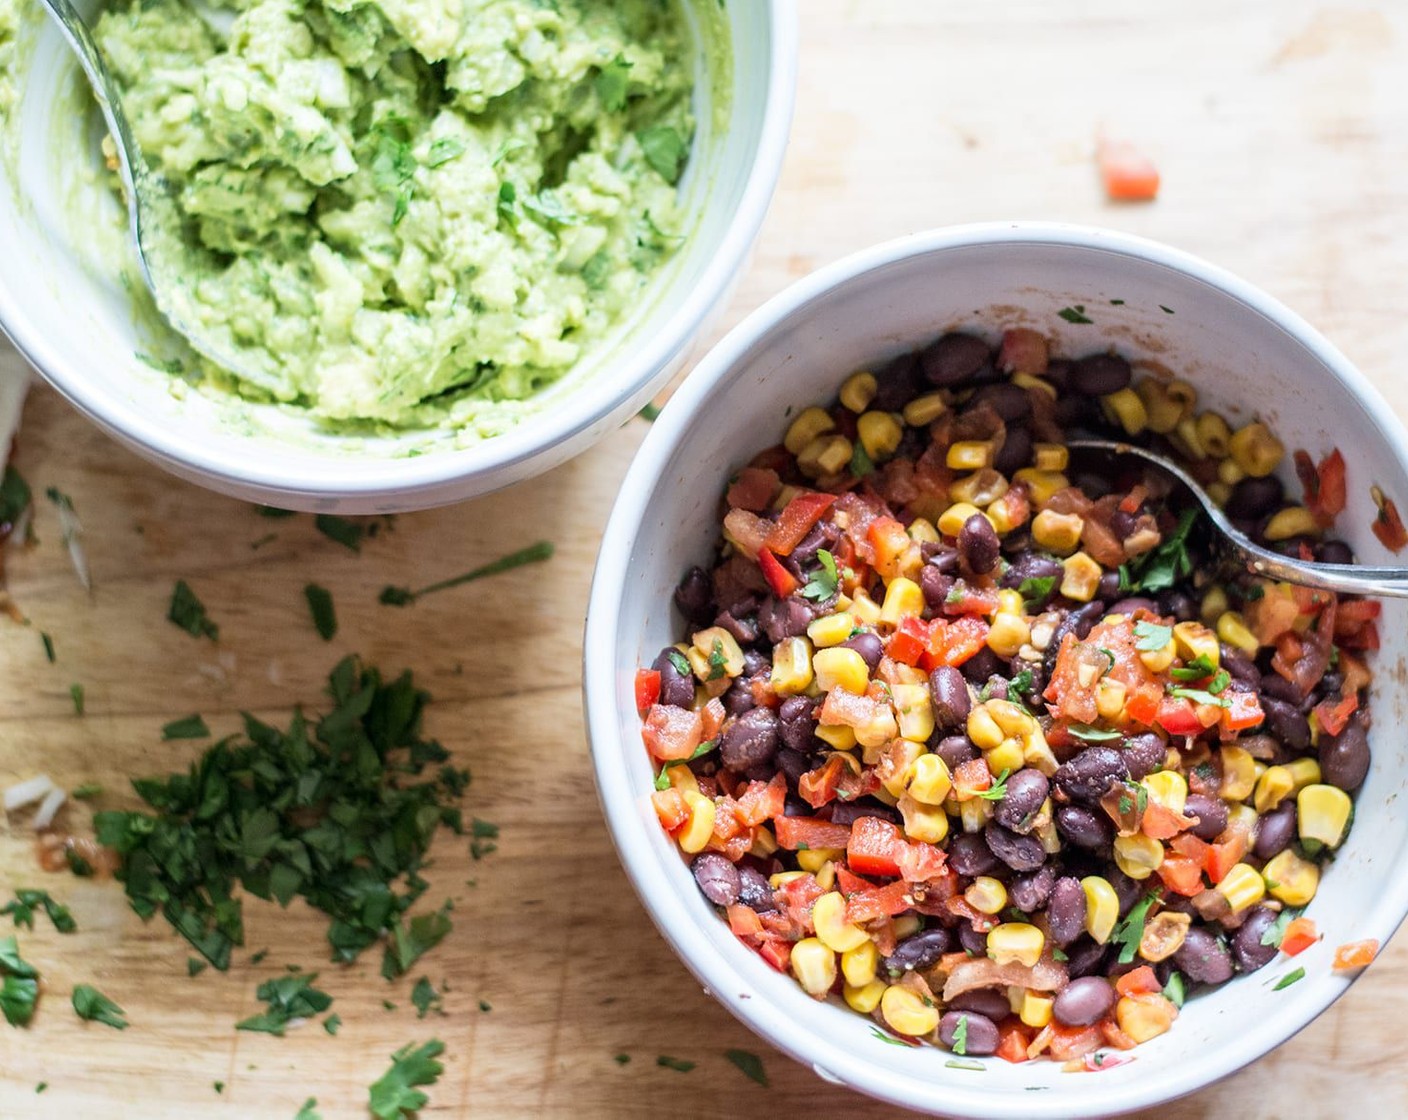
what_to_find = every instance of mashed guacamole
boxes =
[79,0,700,432]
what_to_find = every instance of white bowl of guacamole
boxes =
[0,0,796,510]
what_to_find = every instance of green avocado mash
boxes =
[75,0,701,432]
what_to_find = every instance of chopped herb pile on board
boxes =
[92,657,469,971]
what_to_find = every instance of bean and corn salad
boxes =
[636,327,1380,1066]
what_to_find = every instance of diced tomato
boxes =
[1045,1023,1106,1062]
[1156,853,1204,896]
[701,697,727,742]
[1280,918,1319,958]
[727,904,765,939]
[763,492,837,557]
[951,757,993,799]
[895,842,949,884]
[988,486,1030,535]
[757,547,799,599]
[1273,596,1336,697]
[1373,495,1408,552]
[711,796,745,844]
[1335,598,1382,652]
[887,616,931,666]
[727,466,781,512]
[641,703,705,760]
[775,874,825,933]
[1155,697,1204,737]
[996,1022,1033,1064]
[942,581,999,617]
[1098,138,1160,202]
[1338,621,1380,652]
[867,516,912,581]
[634,669,661,715]
[734,773,786,827]
[1247,581,1303,646]
[834,865,876,896]
[844,880,913,924]
[1045,618,1161,725]
[922,616,991,670]
[797,756,847,810]
[651,787,688,831]
[998,328,1049,376]
[1169,832,1211,866]
[1314,691,1359,737]
[1340,650,1372,697]
[1115,965,1161,998]
[845,817,908,879]
[722,508,774,560]
[1205,835,1247,885]
[1099,1019,1140,1052]
[1123,686,1161,726]
[1220,691,1265,733]
[1332,939,1379,971]
[819,686,888,732]
[1296,449,1346,525]
[1141,801,1193,840]
[759,940,792,972]
[773,814,852,852]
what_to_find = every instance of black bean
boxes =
[777,696,819,753]
[947,990,1011,1022]
[720,707,778,773]
[827,798,901,827]
[1315,539,1354,565]
[1173,926,1234,985]
[691,853,741,906]
[1252,800,1296,860]
[961,648,1005,684]
[737,865,775,912]
[742,650,770,677]
[758,596,820,643]
[1121,733,1167,781]
[1070,353,1132,396]
[999,551,1064,593]
[841,631,884,673]
[1230,907,1280,973]
[1258,671,1306,709]
[722,681,757,716]
[652,647,695,708]
[1108,869,1143,916]
[1056,805,1113,851]
[1184,793,1228,842]
[984,822,1046,871]
[791,521,841,570]
[1062,937,1109,978]
[1158,588,1198,622]
[1109,509,1138,540]
[674,566,715,624]
[1008,864,1056,912]
[714,609,759,647]
[1225,476,1284,521]
[783,794,810,818]
[1320,715,1370,791]
[958,923,988,956]
[883,928,953,974]
[994,426,1033,476]
[919,565,956,613]
[872,352,924,412]
[929,666,972,731]
[1043,604,1105,679]
[920,333,992,386]
[947,831,1001,877]
[932,733,978,771]
[1047,877,1089,947]
[958,513,1001,575]
[970,383,1031,423]
[1220,648,1260,689]
[940,1011,999,1056]
[1055,394,1103,432]
[775,748,811,788]
[994,769,1050,834]
[1261,696,1311,752]
[1052,977,1115,1027]
[1054,747,1129,805]
[1108,596,1158,616]
[1096,571,1123,601]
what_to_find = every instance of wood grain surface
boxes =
[3,1,1408,1116]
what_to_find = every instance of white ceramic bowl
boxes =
[585,222,1408,1118]
[0,1,796,512]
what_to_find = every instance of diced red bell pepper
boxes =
[996,1023,1033,1064]
[1204,835,1247,885]
[1219,691,1264,733]
[757,547,799,599]
[1295,448,1346,525]
[798,755,847,809]
[727,466,781,512]
[1373,496,1408,552]
[1314,691,1359,737]
[834,866,877,897]
[641,703,704,760]
[727,904,764,939]
[921,616,990,670]
[1115,965,1160,998]
[1155,697,1204,737]
[847,816,907,878]
[1280,918,1319,957]
[772,815,853,852]
[1156,853,1204,896]
[775,874,825,933]
[867,516,912,581]
[734,773,786,827]
[1123,686,1161,727]
[887,616,931,666]
[764,492,837,557]
[635,669,661,716]
[843,880,912,924]
[942,581,998,617]
[759,941,792,972]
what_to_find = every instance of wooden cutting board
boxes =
[3,1,1407,1116]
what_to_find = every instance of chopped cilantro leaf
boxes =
[1168,685,1231,709]
[295,1099,322,1120]
[72,984,127,1029]
[725,1048,768,1087]
[168,580,219,640]
[656,1055,695,1072]
[638,403,662,422]
[850,440,875,479]
[0,464,31,528]
[314,514,363,552]
[411,977,443,1019]
[1273,967,1305,990]
[324,1013,341,1035]
[800,549,839,602]
[1122,508,1198,593]
[381,904,453,980]
[637,125,687,183]
[594,55,633,111]
[1058,306,1093,324]
[1,890,75,933]
[614,1053,631,1066]
[976,769,1010,801]
[69,683,84,715]
[1162,971,1186,1009]
[40,632,55,663]
[951,1014,970,1055]
[1170,654,1218,681]
[1109,893,1159,965]
[1260,907,1302,948]
[162,714,210,740]
[1133,620,1173,651]
[706,638,727,680]
[1007,669,1034,701]
[380,541,554,605]
[188,958,207,977]
[305,584,338,641]
[1068,724,1121,742]
[667,649,691,676]
[236,971,333,1036]
[425,138,465,169]
[478,999,491,1012]
[72,782,101,800]
[1018,575,1057,609]
[369,1040,445,1120]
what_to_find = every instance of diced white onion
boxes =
[3,774,55,811]
[53,500,90,591]
[32,786,67,829]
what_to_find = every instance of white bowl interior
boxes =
[586,225,1408,1118]
[0,0,793,511]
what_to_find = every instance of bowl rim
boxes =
[583,220,1408,1118]
[0,0,800,502]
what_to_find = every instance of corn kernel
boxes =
[855,706,900,750]
[1138,911,1191,963]
[959,797,992,833]
[1096,678,1127,721]
[986,699,1031,737]
[858,411,904,463]
[965,876,1008,915]
[1032,443,1069,472]
[813,891,871,953]
[876,578,922,626]
[1217,457,1246,487]
[947,440,994,471]
[1200,586,1229,627]
[1104,388,1148,435]
[950,468,1009,507]
[839,371,878,413]
[797,847,845,874]
[841,940,880,988]
[1060,552,1103,602]
[994,589,1024,616]
[666,763,701,797]
[1284,757,1322,791]
[1298,784,1352,849]
[1215,862,1266,912]
[904,753,952,806]
[893,914,923,941]
[1254,765,1295,815]
[806,612,856,649]
[1216,611,1259,655]
[815,724,858,751]
[1172,415,1204,460]
[876,739,924,798]
[889,682,934,743]
[1166,379,1198,410]
[844,980,887,1014]
[1229,421,1284,478]
[770,636,815,696]
[1114,833,1164,880]
[791,937,838,997]
[1265,506,1321,542]
[1143,771,1188,815]
[987,922,1045,968]
[813,647,871,695]
[850,589,882,626]
[880,984,940,1037]
[1172,621,1219,666]
[750,826,778,858]
[1263,849,1320,907]
[1081,876,1120,944]
[1117,994,1178,1044]
[902,391,948,427]
[1205,481,1231,507]
[1195,411,1232,457]
[798,434,854,479]
[985,738,1026,777]
[908,517,940,544]
[1013,371,1058,398]
[1019,990,1054,1029]
[1219,745,1257,801]
[987,613,1031,658]
[937,502,985,537]
[688,627,746,681]
[1134,379,1185,434]
[1139,639,1176,674]
[898,795,950,844]
[815,859,839,890]
[678,792,716,854]
[986,493,1027,536]
[1030,509,1083,555]
[1013,468,1071,507]
[784,406,835,455]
